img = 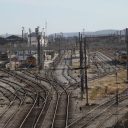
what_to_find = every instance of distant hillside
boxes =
[0,33,27,38]
[0,34,12,38]
[49,29,123,37]
[93,30,118,35]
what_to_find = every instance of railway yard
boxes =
[0,33,128,128]
[1,0,128,126]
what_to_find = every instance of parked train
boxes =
[0,52,8,61]
[25,55,36,67]
[115,51,128,64]
[0,52,9,68]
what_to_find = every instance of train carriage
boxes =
[26,55,36,67]
[115,51,128,64]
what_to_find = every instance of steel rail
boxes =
[93,92,128,128]
[66,89,128,128]
[19,93,38,128]
[2,92,27,128]
[33,92,52,128]
[51,92,69,128]
[0,78,34,100]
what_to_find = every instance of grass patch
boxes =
[90,86,103,99]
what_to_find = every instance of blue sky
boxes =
[0,0,128,34]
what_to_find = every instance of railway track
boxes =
[0,78,34,100]
[39,54,74,128]
[6,70,52,128]
[95,52,122,72]
[62,64,76,84]
[19,92,51,128]
[86,91,128,128]
[64,51,78,83]
[2,93,26,128]
[50,92,70,128]
[1,69,48,99]
[21,69,50,84]
[40,84,72,128]
[66,89,128,128]
[18,93,38,128]
[0,82,26,128]
[0,73,38,128]
[33,93,52,128]
[0,52,82,128]
[96,52,115,72]
[66,65,78,83]
[95,104,127,128]
[0,68,51,128]
[61,51,119,86]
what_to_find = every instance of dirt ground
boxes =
[89,69,128,100]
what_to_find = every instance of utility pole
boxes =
[120,30,122,41]
[70,49,72,66]
[84,37,89,105]
[79,32,84,99]
[22,27,25,64]
[125,28,128,82]
[43,28,45,47]
[42,27,45,70]
[35,27,42,73]
[64,41,66,54]
[58,33,63,57]
[114,40,118,105]
[87,41,90,67]
[9,42,12,70]
[59,34,61,57]
[29,28,31,55]
[115,73,118,105]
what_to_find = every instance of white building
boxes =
[28,32,48,47]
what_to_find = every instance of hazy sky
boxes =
[0,0,128,34]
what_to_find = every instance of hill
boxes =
[49,29,121,37]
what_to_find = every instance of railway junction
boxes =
[0,29,128,128]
